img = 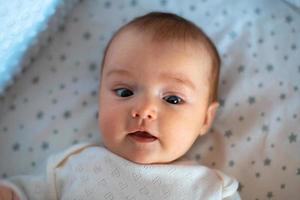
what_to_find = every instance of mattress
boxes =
[0,0,299,199]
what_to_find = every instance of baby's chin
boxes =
[127,157,171,165]
[120,151,180,165]
[103,142,182,165]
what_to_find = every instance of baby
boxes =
[0,12,241,199]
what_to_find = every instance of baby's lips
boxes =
[129,131,157,139]
[127,128,158,138]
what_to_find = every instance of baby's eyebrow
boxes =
[105,69,196,91]
[160,72,196,91]
[105,69,133,78]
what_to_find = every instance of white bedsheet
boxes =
[0,0,299,199]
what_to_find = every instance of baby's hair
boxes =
[101,12,221,103]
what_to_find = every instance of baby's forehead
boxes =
[115,27,209,50]
[104,27,214,76]
[109,28,212,64]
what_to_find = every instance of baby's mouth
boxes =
[128,131,157,143]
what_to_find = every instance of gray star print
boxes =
[36,111,44,119]
[238,65,245,73]
[225,130,233,138]
[289,133,297,143]
[267,191,273,198]
[262,124,269,132]
[41,142,49,150]
[264,158,271,166]
[285,15,293,23]
[63,110,72,119]
[13,143,20,151]
[266,64,274,72]
[248,96,256,104]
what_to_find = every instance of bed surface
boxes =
[0,0,299,199]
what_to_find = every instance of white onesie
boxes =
[0,143,241,200]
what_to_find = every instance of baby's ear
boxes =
[199,102,219,136]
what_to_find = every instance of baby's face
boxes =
[99,29,218,164]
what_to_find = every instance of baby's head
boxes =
[98,12,220,164]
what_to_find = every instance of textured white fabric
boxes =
[0,143,240,200]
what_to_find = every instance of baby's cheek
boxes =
[99,116,115,150]
[99,107,124,143]
[164,118,199,152]
[100,108,112,121]
[99,109,113,136]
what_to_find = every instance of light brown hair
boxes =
[101,12,221,103]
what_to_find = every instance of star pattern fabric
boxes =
[0,0,299,199]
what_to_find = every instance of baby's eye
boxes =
[163,95,184,105]
[114,88,134,97]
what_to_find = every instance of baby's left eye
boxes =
[163,95,184,105]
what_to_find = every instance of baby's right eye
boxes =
[113,88,134,97]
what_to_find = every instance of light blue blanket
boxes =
[0,0,77,94]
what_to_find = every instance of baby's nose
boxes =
[131,110,156,120]
[131,103,157,121]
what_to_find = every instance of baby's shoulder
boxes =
[175,160,239,198]
[47,142,102,169]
